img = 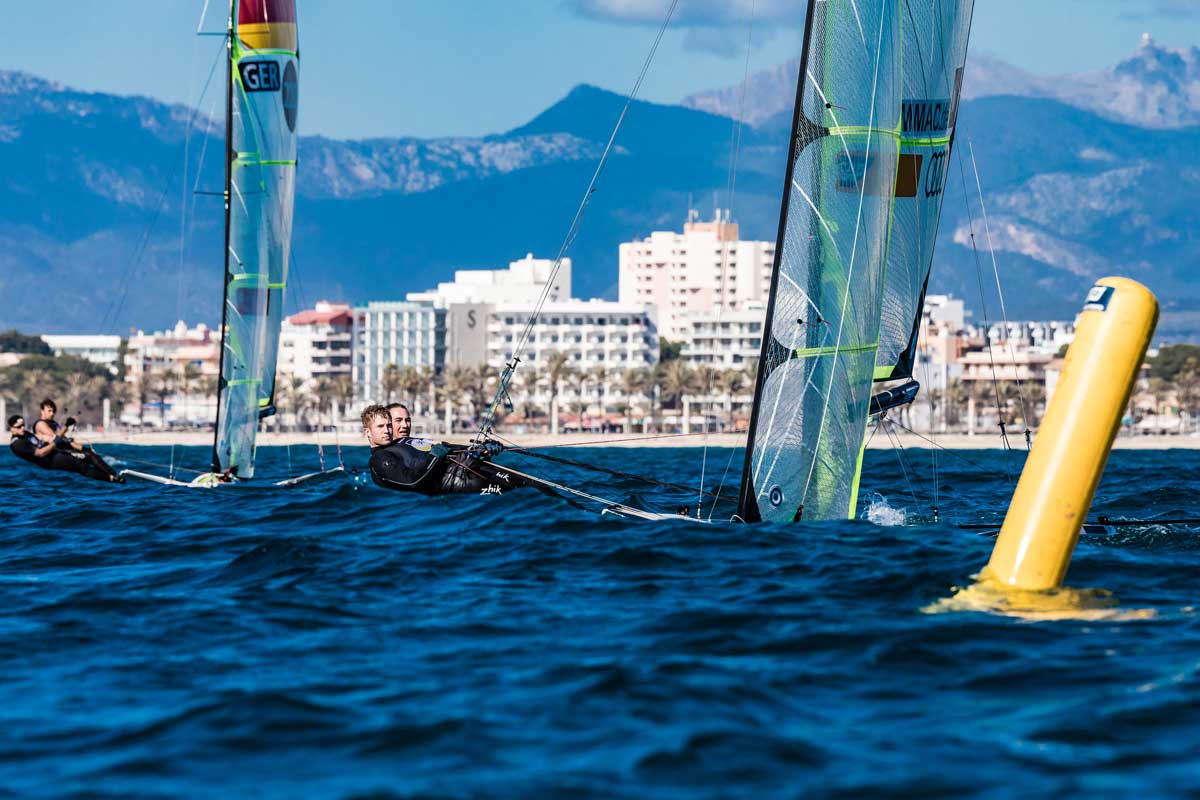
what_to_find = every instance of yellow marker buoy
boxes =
[984,277,1158,591]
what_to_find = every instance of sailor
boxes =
[361,404,524,496]
[386,402,412,440]
[8,414,56,467]
[7,413,122,483]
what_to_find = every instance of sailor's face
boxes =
[8,419,25,437]
[365,415,392,447]
[389,408,411,439]
[39,406,54,420]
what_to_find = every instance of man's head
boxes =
[7,415,25,438]
[361,404,392,448]
[386,403,411,439]
[39,399,56,420]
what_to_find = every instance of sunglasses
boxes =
[11,422,24,428]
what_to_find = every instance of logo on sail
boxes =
[282,61,298,132]
[835,151,891,195]
[239,60,282,92]
[902,99,952,136]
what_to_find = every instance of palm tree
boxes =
[180,362,202,427]
[621,367,650,433]
[660,360,697,432]
[589,363,608,431]
[542,351,573,436]
[718,369,746,431]
[314,377,336,430]
[398,366,423,414]
[149,368,176,427]
[333,374,355,424]
[379,363,403,403]
[439,366,474,434]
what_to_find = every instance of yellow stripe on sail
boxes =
[238,22,297,51]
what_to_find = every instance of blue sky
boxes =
[1,0,1197,139]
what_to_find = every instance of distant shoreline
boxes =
[78,431,1200,450]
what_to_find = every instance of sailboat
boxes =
[737,0,976,522]
[483,0,976,523]
[123,0,339,488]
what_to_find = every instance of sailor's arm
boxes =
[33,439,56,458]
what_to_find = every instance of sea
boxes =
[2,443,1198,799]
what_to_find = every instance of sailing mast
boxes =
[211,0,236,474]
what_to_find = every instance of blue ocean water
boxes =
[1,443,1198,798]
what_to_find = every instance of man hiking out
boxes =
[361,404,524,496]
[8,413,122,484]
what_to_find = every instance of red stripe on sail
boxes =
[238,0,296,26]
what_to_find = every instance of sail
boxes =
[737,0,902,523]
[213,0,299,477]
[875,0,975,380]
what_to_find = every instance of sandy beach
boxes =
[79,430,1200,450]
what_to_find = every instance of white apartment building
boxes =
[40,335,123,374]
[122,321,220,427]
[681,304,765,370]
[619,210,774,341]
[352,301,445,405]
[406,254,571,308]
[279,301,353,388]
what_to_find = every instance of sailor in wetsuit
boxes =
[7,413,122,483]
[361,404,524,496]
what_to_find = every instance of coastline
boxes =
[78,430,1200,450]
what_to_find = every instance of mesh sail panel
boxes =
[876,0,975,380]
[214,0,299,477]
[740,0,901,523]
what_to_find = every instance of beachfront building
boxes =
[406,254,571,308]
[40,335,123,375]
[618,210,774,341]
[351,301,445,405]
[279,301,354,388]
[680,304,765,370]
[485,299,659,432]
[121,321,220,427]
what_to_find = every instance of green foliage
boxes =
[0,329,52,356]
[659,339,684,363]
[0,354,120,426]
[1148,344,1200,381]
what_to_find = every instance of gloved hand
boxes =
[429,443,451,459]
[65,416,78,428]
[480,439,504,458]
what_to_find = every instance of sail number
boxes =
[924,149,947,199]
[240,60,282,93]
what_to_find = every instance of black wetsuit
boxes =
[9,432,120,483]
[369,438,525,496]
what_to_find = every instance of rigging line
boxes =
[473,0,681,445]
[506,446,727,499]
[953,141,1013,479]
[881,416,1010,482]
[882,417,922,511]
[967,137,1033,442]
[699,0,757,518]
[492,428,722,449]
[100,40,227,335]
[800,5,890,506]
[706,447,741,522]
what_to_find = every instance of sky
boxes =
[0,0,1197,139]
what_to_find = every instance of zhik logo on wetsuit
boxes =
[240,60,282,92]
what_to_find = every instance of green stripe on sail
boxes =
[794,342,879,359]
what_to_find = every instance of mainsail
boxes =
[212,0,300,478]
[737,0,902,523]
[876,0,975,380]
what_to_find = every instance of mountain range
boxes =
[0,37,1197,341]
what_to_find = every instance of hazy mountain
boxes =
[0,60,1196,340]
[683,36,1200,130]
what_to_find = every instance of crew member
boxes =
[386,402,412,440]
[8,414,122,483]
[362,404,523,496]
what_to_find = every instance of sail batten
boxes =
[737,0,902,523]
[211,0,299,478]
